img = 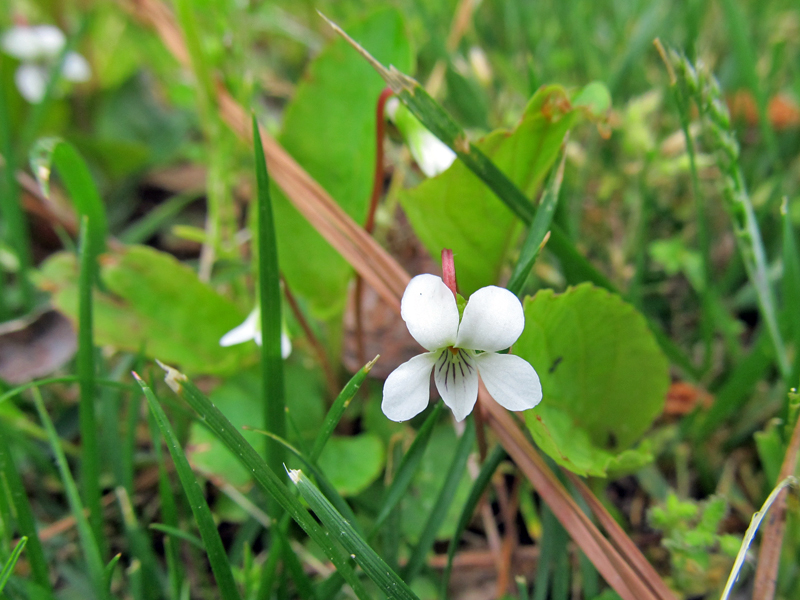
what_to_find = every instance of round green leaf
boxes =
[317,434,385,497]
[514,283,668,476]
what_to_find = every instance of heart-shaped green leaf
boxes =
[514,283,668,476]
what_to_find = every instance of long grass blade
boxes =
[507,146,567,296]
[372,402,444,533]
[30,139,108,260]
[402,418,475,582]
[290,468,421,600]
[77,216,105,557]
[441,444,506,598]
[0,537,27,593]
[135,375,242,600]
[0,73,34,312]
[310,356,378,462]
[252,116,286,515]
[780,197,800,384]
[154,362,372,600]
[0,433,52,595]
[32,387,109,600]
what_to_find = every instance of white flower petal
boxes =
[476,352,542,412]
[433,348,479,422]
[456,286,524,352]
[2,26,43,60]
[410,129,456,177]
[14,64,48,103]
[62,52,91,82]
[220,310,259,346]
[281,332,292,359]
[32,25,66,57]
[382,352,437,422]
[401,274,459,352]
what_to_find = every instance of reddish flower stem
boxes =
[441,248,458,297]
[282,276,339,397]
[356,87,394,365]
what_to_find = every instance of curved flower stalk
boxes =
[386,97,456,177]
[1,24,91,103]
[382,274,541,422]
[220,308,291,359]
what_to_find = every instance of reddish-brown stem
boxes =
[441,248,458,297]
[364,87,394,235]
[282,276,339,397]
[355,87,395,365]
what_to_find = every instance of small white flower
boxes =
[1,24,91,103]
[386,98,456,177]
[220,308,292,359]
[2,25,65,60]
[382,274,542,422]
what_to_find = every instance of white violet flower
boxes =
[1,24,91,103]
[220,308,292,359]
[386,97,456,177]
[382,274,542,422]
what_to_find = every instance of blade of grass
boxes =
[668,48,789,379]
[119,191,201,244]
[253,431,362,536]
[717,0,778,165]
[115,486,164,600]
[0,70,34,312]
[310,356,379,462]
[402,418,475,583]
[507,145,567,296]
[0,433,52,596]
[146,410,183,600]
[440,443,506,599]
[751,392,800,599]
[780,197,800,385]
[103,553,122,594]
[32,387,109,600]
[252,116,286,519]
[148,525,204,551]
[315,402,446,600]
[0,377,133,405]
[77,216,106,557]
[134,374,242,600]
[30,139,108,261]
[153,363,372,600]
[289,468,421,600]
[371,402,444,534]
[721,476,798,600]
[0,537,27,593]
[692,331,773,441]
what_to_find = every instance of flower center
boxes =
[436,347,476,391]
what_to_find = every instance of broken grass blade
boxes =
[135,374,242,600]
[507,146,567,296]
[155,363,371,600]
[290,468,421,600]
